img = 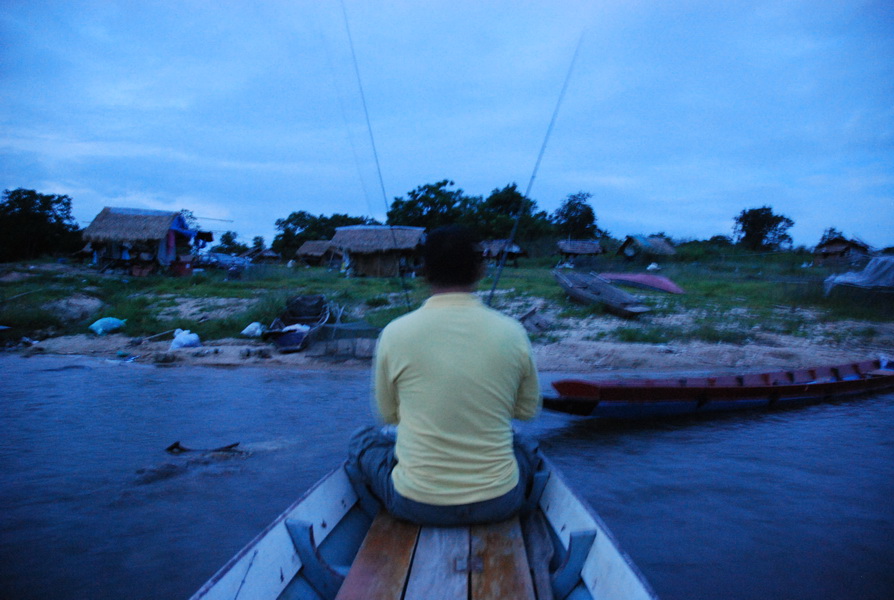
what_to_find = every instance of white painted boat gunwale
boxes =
[189,464,357,600]
[540,457,659,600]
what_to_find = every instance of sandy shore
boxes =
[18,321,891,375]
[8,271,890,374]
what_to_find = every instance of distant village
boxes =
[0,187,888,279]
[75,205,883,280]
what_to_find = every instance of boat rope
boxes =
[312,9,376,216]
[339,0,413,311]
[487,32,585,306]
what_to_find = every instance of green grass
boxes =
[611,326,673,344]
[557,303,607,319]
[529,332,561,344]
[605,322,754,345]
[0,302,65,333]
[1,255,891,342]
[364,296,391,308]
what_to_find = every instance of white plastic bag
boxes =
[240,322,264,337]
[170,328,202,349]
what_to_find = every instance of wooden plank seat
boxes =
[334,511,539,600]
[288,471,565,600]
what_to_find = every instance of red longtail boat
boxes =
[545,358,894,418]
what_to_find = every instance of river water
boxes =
[1,354,892,600]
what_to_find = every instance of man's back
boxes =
[374,293,540,505]
[348,224,542,526]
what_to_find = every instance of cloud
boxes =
[2,0,891,249]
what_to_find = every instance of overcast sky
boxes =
[2,0,892,249]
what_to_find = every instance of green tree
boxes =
[179,209,199,230]
[0,188,81,261]
[551,192,602,238]
[387,180,480,231]
[733,206,794,251]
[474,183,553,241]
[272,211,375,258]
[211,231,249,255]
[818,227,845,245]
[251,236,265,251]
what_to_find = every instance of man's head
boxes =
[422,225,483,289]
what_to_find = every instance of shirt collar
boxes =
[422,292,483,308]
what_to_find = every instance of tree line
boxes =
[0,185,846,263]
[212,180,600,256]
[263,180,799,260]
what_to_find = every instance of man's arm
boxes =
[513,341,541,421]
[373,337,400,424]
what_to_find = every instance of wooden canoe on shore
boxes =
[553,270,651,318]
[545,358,894,419]
[189,456,657,600]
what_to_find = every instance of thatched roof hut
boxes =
[813,237,870,266]
[480,239,526,260]
[618,235,676,260]
[557,240,603,256]
[83,207,186,242]
[296,240,341,267]
[330,226,425,254]
[82,207,207,268]
[244,248,282,263]
[329,225,425,277]
[297,240,332,258]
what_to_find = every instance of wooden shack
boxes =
[329,226,425,277]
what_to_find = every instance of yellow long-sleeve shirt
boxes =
[374,293,541,505]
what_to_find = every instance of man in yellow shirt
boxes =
[347,225,542,525]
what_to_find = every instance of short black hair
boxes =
[422,225,483,287]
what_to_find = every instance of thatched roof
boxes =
[297,240,334,257]
[330,226,425,254]
[82,207,192,243]
[557,240,603,255]
[480,239,525,257]
[243,248,281,260]
[814,237,870,254]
